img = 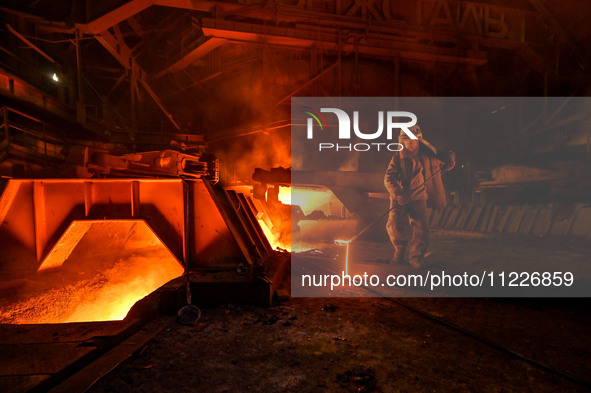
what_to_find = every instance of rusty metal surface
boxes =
[200,181,271,267]
[0,178,272,275]
[189,180,246,268]
[0,106,67,168]
[81,149,216,179]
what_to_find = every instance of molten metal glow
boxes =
[277,186,291,205]
[64,248,183,322]
[335,240,351,275]
[258,219,290,251]
[279,187,354,252]
[0,220,184,324]
[290,187,335,215]
[254,186,348,253]
[345,243,350,275]
[278,186,336,215]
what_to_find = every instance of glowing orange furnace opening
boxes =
[0,220,184,324]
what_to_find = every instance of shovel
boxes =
[177,275,201,326]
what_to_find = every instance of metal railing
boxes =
[0,106,67,165]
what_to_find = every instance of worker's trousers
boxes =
[386,199,429,260]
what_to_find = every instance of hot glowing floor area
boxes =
[0,220,184,324]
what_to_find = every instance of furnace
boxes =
[0,177,286,324]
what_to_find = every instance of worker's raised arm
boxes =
[436,150,456,171]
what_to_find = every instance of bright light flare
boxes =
[277,186,291,205]
[258,218,290,251]
[290,187,334,215]
[335,239,351,275]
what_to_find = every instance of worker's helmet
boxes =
[399,125,422,141]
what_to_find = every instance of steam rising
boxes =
[213,128,291,183]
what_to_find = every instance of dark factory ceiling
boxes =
[1,0,591,140]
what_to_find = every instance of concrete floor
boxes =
[87,233,591,393]
[87,297,591,393]
[292,230,591,297]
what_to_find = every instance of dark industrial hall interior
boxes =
[0,0,590,392]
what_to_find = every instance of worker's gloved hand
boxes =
[395,192,412,205]
[441,150,456,171]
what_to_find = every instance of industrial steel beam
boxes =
[17,0,555,75]
[3,0,571,75]
[275,63,339,107]
[5,24,57,64]
[95,30,181,130]
[201,18,488,65]
[80,0,241,34]
[75,0,545,68]
[294,170,385,193]
[81,0,153,34]
[527,0,591,71]
[154,37,226,78]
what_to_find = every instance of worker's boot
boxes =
[409,250,431,268]
[409,256,424,268]
[391,245,407,264]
